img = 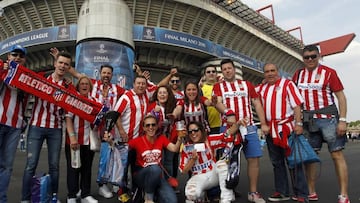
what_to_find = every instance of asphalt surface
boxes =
[8,141,360,203]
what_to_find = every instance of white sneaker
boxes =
[248,192,266,203]
[81,196,98,203]
[67,198,77,203]
[76,190,81,199]
[98,185,113,198]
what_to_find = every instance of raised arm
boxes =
[158,68,177,87]
[50,47,83,79]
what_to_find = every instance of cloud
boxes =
[324,40,360,121]
[241,0,360,121]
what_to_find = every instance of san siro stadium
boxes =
[0,0,304,119]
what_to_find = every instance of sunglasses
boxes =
[170,80,180,84]
[303,54,318,60]
[10,52,25,58]
[188,128,200,134]
[145,123,157,128]
[206,70,216,74]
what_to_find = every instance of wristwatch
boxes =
[295,122,303,126]
[339,117,347,122]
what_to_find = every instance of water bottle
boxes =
[260,139,266,150]
[71,148,81,168]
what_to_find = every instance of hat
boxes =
[10,45,27,55]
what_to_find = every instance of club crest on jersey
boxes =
[53,90,64,101]
[315,74,321,82]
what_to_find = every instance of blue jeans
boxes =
[266,133,309,198]
[243,125,263,158]
[0,124,21,203]
[305,118,346,152]
[162,149,175,178]
[21,126,62,201]
[133,165,177,203]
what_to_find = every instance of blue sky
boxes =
[242,0,360,121]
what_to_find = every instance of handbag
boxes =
[287,134,320,169]
[159,163,179,188]
[89,128,101,152]
[31,173,51,203]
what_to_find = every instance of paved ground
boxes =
[8,141,360,202]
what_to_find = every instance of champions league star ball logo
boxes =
[96,44,107,54]
[53,90,65,101]
[143,27,155,40]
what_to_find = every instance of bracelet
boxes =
[295,122,303,126]
[339,117,347,122]
[69,132,76,137]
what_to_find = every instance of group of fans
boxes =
[0,44,350,203]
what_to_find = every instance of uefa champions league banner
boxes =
[0,60,108,124]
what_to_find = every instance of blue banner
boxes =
[133,25,263,72]
[1,24,266,73]
[0,25,77,54]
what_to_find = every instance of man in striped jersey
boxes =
[292,45,349,203]
[114,75,157,141]
[256,63,308,202]
[0,45,28,203]
[213,58,269,203]
[21,52,75,203]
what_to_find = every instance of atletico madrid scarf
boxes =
[1,61,108,124]
[269,117,293,156]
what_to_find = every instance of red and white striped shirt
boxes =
[179,133,232,175]
[177,97,210,132]
[30,75,75,128]
[179,141,215,175]
[0,84,27,128]
[65,95,97,145]
[90,79,125,110]
[256,78,303,134]
[213,80,259,124]
[292,65,343,118]
[65,112,90,145]
[114,88,155,140]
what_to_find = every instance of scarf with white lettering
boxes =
[1,61,108,124]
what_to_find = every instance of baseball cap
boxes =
[10,45,27,55]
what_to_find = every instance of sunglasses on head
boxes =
[171,79,180,84]
[188,128,200,134]
[10,52,25,58]
[206,70,216,74]
[145,123,157,128]
[303,54,318,60]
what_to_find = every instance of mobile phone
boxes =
[194,143,206,152]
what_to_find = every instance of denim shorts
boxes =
[243,125,263,158]
[304,118,346,152]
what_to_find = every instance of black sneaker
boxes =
[268,192,290,202]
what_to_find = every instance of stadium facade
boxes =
[0,0,305,118]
